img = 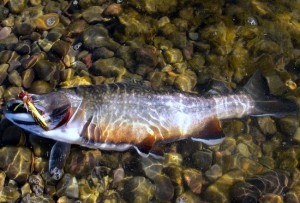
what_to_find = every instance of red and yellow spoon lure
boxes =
[15,91,49,131]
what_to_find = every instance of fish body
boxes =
[4,72,298,155]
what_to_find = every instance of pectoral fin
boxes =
[49,141,71,180]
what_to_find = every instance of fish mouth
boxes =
[4,92,72,130]
[4,99,37,125]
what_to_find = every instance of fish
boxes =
[3,71,297,179]
[4,71,298,156]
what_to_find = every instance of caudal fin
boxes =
[243,70,298,118]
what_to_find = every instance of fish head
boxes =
[4,92,71,135]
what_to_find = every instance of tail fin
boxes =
[243,70,298,118]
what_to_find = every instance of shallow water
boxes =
[0,0,300,202]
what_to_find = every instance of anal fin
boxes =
[135,132,156,157]
[191,117,225,145]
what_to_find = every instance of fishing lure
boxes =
[16,91,49,131]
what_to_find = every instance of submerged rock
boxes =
[123,176,155,202]
[230,170,290,202]
[128,0,178,14]
[0,147,33,184]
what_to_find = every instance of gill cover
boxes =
[28,92,71,130]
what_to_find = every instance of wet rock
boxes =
[38,38,55,52]
[1,125,26,146]
[257,116,277,135]
[231,170,290,203]
[114,11,154,43]
[93,47,114,60]
[28,135,54,157]
[112,166,125,187]
[0,27,11,40]
[3,86,23,101]
[33,157,48,173]
[22,54,40,69]
[0,171,5,192]
[124,176,155,202]
[147,71,166,88]
[56,174,79,199]
[66,20,88,36]
[188,32,199,41]
[78,178,100,202]
[22,68,35,88]
[8,70,22,86]
[15,23,35,35]
[65,149,101,176]
[0,64,8,85]
[183,168,203,194]
[167,32,187,49]
[192,150,213,171]
[30,0,41,6]
[164,153,182,167]
[51,40,71,58]
[15,42,31,55]
[35,13,60,30]
[29,80,53,94]
[21,182,31,196]
[60,68,75,82]
[276,147,299,170]
[205,170,244,203]
[102,190,123,202]
[163,164,182,189]
[258,156,275,169]
[116,46,136,71]
[176,191,202,203]
[91,57,125,77]
[128,0,178,14]
[0,184,21,202]
[154,36,173,50]
[141,157,163,180]
[83,24,120,51]
[0,146,32,184]
[205,164,222,182]
[236,143,251,157]
[135,47,159,67]
[103,3,123,17]
[0,51,13,64]
[60,75,92,88]
[8,60,21,72]
[278,116,299,137]
[153,174,174,201]
[46,30,63,42]
[22,194,55,203]
[8,0,27,14]
[0,6,9,22]
[188,53,205,72]
[29,174,44,196]
[233,154,266,175]
[33,59,56,81]
[259,194,283,203]
[82,6,104,23]
[174,72,197,92]
[292,127,300,143]
[164,48,183,64]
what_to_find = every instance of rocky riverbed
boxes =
[1,0,300,202]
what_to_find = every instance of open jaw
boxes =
[4,99,37,125]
